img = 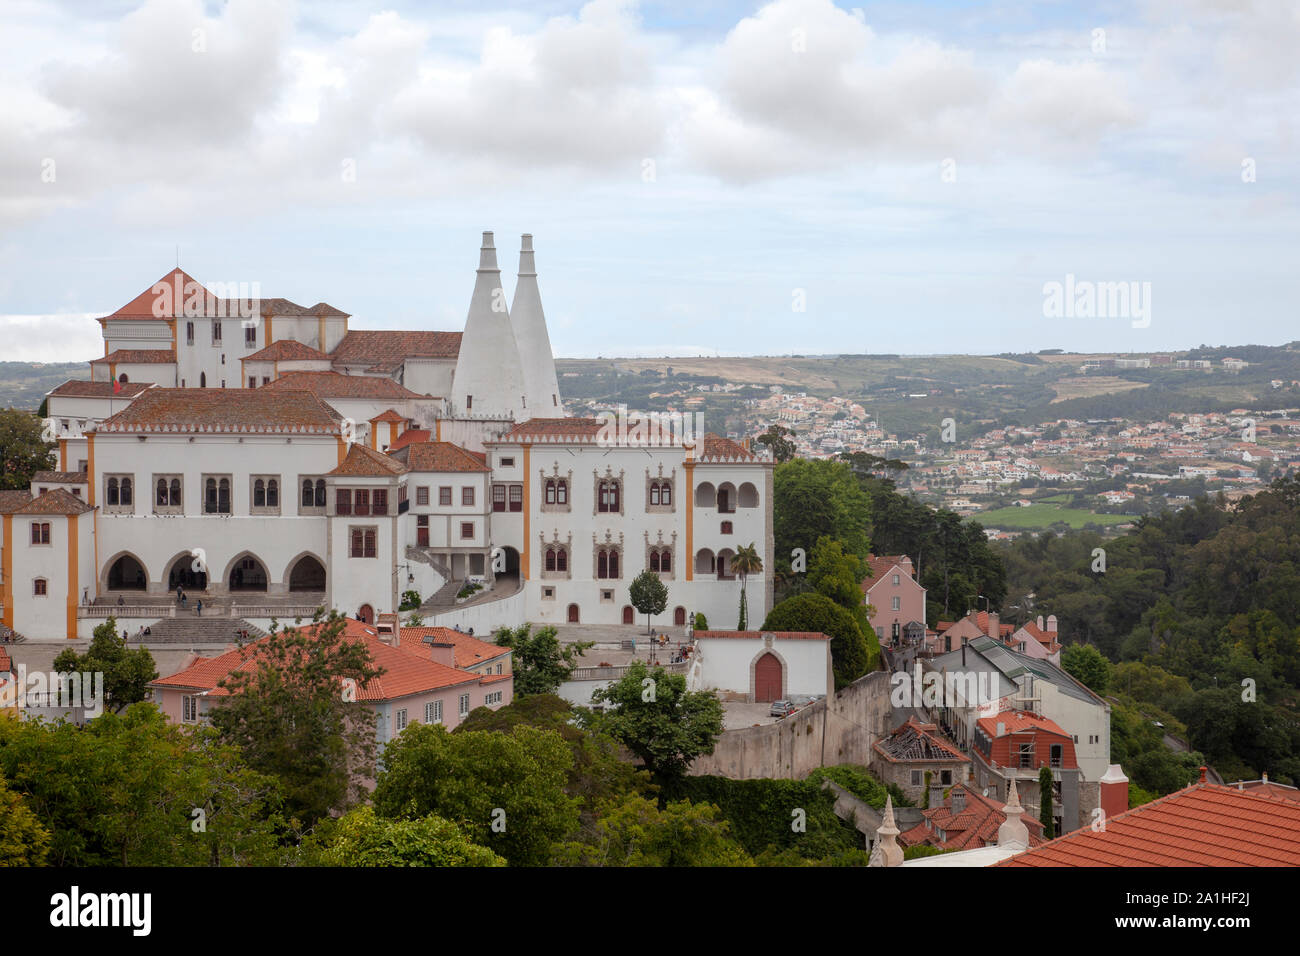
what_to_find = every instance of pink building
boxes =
[861,554,927,647]
[149,617,512,744]
[1008,615,1062,665]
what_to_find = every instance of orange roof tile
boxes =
[399,627,511,669]
[874,716,970,763]
[497,417,604,442]
[47,379,153,399]
[977,710,1071,739]
[150,618,485,702]
[387,428,431,452]
[91,349,177,365]
[699,433,756,461]
[369,408,406,423]
[330,443,406,477]
[395,441,490,474]
[31,471,87,484]
[998,783,1300,866]
[901,784,1046,851]
[330,331,461,372]
[0,488,93,515]
[244,339,331,362]
[261,371,429,399]
[95,388,341,434]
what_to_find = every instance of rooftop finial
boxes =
[478,232,499,272]
[997,778,1030,848]
[869,795,904,867]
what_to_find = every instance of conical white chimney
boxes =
[510,234,563,416]
[451,232,526,419]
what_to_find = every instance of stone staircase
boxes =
[126,616,270,646]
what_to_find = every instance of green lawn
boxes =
[976,502,1133,530]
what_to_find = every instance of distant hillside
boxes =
[0,362,90,412]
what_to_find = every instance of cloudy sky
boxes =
[1,0,1297,362]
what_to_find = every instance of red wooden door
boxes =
[359,604,374,625]
[567,603,580,623]
[754,652,782,702]
[674,606,686,626]
[417,526,429,547]
[622,605,634,625]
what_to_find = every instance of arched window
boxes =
[650,550,660,572]
[598,479,620,513]
[120,477,132,505]
[545,480,556,505]
[200,372,206,388]
[598,550,608,578]
[107,478,119,506]
[156,478,168,505]
[170,478,181,506]
[650,483,660,506]
[661,548,671,573]
[660,482,671,506]
[219,478,231,513]
[205,478,217,513]
[546,548,556,571]
[314,479,326,508]
[557,480,568,504]
[267,479,278,507]
[254,479,266,508]
[556,547,567,572]
[302,479,313,507]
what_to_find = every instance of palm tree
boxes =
[732,543,763,630]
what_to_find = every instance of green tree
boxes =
[52,617,158,713]
[208,611,382,829]
[1060,643,1111,693]
[1038,766,1055,839]
[0,408,54,490]
[586,660,724,781]
[373,723,578,866]
[774,458,872,563]
[494,623,592,695]
[761,592,875,688]
[629,569,668,635]
[555,795,753,866]
[732,542,763,630]
[0,704,283,866]
[305,806,505,867]
[754,424,797,462]
[0,771,51,866]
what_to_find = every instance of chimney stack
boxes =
[988,611,1000,640]
[1099,764,1129,822]
[426,639,456,668]
[929,779,944,809]
[997,778,1030,848]
[1037,614,1044,630]
[869,795,904,867]
[1046,614,1058,633]
[952,787,966,813]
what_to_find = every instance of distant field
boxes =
[1050,376,1149,403]
[976,502,1133,530]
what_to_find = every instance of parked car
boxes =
[770,699,797,717]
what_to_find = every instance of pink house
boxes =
[1008,615,1062,665]
[149,617,513,744]
[861,554,927,647]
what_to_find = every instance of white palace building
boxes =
[1,233,774,641]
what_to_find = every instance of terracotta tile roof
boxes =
[97,269,218,322]
[387,428,431,451]
[695,630,831,641]
[261,371,428,399]
[92,348,177,365]
[395,441,490,474]
[977,710,1071,739]
[330,443,407,477]
[370,408,406,423]
[699,433,757,461]
[0,491,34,514]
[95,388,341,434]
[1017,622,1059,647]
[0,487,93,515]
[1229,780,1300,803]
[32,471,87,484]
[998,783,1300,866]
[150,618,483,702]
[861,554,915,592]
[399,627,510,669]
[874,716,970,763]
[496,418,604,442]
[902,784,1046,851]
[47,379,153,399]
[330,331,461,372]
[255,298,349,318]
[244,339,331,362]
[0,647,11,674]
